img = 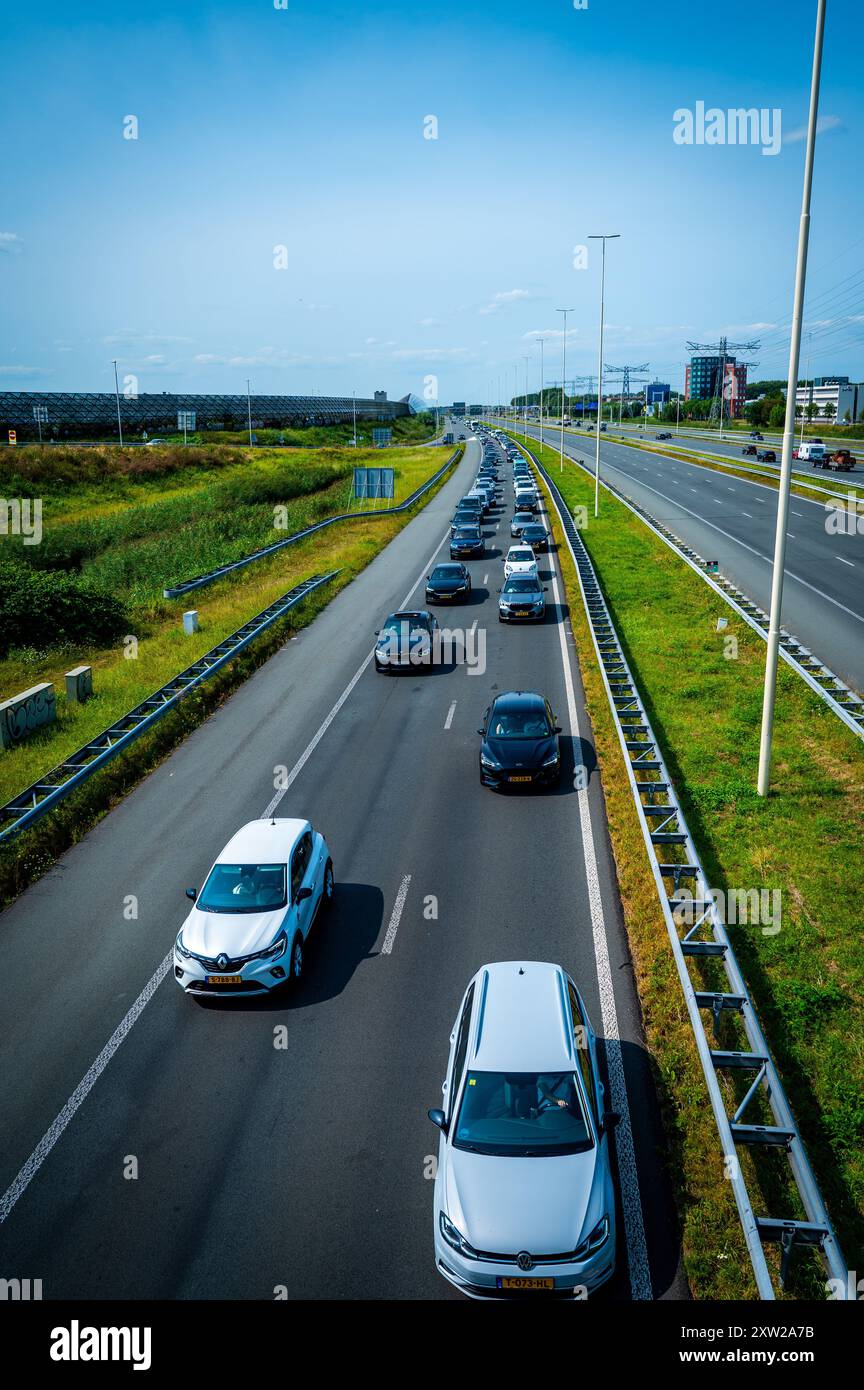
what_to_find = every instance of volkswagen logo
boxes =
[516,1251,534,1272]
[216,954,229,970]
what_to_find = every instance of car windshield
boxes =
[513,513,532,522]
[488,703,550,735]
[454,1071,592,1156]
[523,528,545,538]
[503,578,541,594]
[380,616,430,636]
[508,549,535,563]
[454,529,479,540]
[198,863,287,913]
[432,565,463,580]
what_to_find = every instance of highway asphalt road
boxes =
[610,422,857,484]
[519,423,864,693]
[0,435,685,1301]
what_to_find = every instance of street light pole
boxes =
[556,308,574,473]
[538,338,546,447]
[112,359,124,448]
[588,234,620,515]
[246,379,253,447]
[352,390,357,447]
[757,0,826,798]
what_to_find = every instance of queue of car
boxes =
[175,424,617,1299]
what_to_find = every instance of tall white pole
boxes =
[352,390,357,447]
[539,338,545,447]
[556,308,573,473]
[112,359,124,448]
[757,0,826,798]
[589,234,619,516]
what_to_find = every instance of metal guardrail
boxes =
[163,446,463,598]
[520,439,850,1300]
[0,572,338,848]
[512,428,864,743]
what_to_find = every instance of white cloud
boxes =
[391,346,471,363]
[419,316,440,326]
[522,327,578,342]
[479,288,534,316]
[0,232,23,254]
[784,114,843,145]
[0,364,51,376]
[103,330,193,347]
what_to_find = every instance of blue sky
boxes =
[1,0,862,404]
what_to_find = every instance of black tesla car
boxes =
[478,691,562,789]
[425,562,471,604]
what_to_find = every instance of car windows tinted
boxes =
[198,863,288,913]
[454,1071,592,1156]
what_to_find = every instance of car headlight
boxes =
[259,932,288,961]
[480,752,501,770]
[175,931,192,959]
[542,749,560,766]
[439,1212,478,1259]
[574,1215,610,1260]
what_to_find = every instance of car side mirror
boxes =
[295,886,313,902]
[601,1110,621,1133]
[553,725,562,734]
[543,586,549,592]
[428,1108,448,1133]
[186,888,197,902]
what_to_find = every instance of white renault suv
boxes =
[503,544,539,580]
[174,818,334,998]
[429,961,618,1298]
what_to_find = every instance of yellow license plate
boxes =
[497,1276,554,1290]
[206,975,243,985]
[509,775,532,783]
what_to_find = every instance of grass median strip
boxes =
[519,433,864,1300]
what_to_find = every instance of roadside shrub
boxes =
[0,559,130,656]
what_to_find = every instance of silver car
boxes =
[429,961,618,1299]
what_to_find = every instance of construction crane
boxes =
[604,363,649,425]
[685,336,760,433]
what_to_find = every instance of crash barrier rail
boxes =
[520,439,850,1300]
[510,429,864,744]
[163,446,463,598]
[0,572,338,848]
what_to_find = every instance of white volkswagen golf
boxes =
[429,961,618,1299]
[173,818,334,998]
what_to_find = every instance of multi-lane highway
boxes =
[0,434,685,1301]
[518,423,864,692]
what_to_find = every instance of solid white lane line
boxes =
[837,556,855,567]
[444,700,457,729]
[741,511,753,518]
[1,448,477,1226]
[381,874,412,955]
[0,951,173,1224]
[547,545,652,1301]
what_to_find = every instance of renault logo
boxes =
[217,954,229,970]
[517,1251,534,1272]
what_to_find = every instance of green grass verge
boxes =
[0,445,462,903]
[513,432,864,1300]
